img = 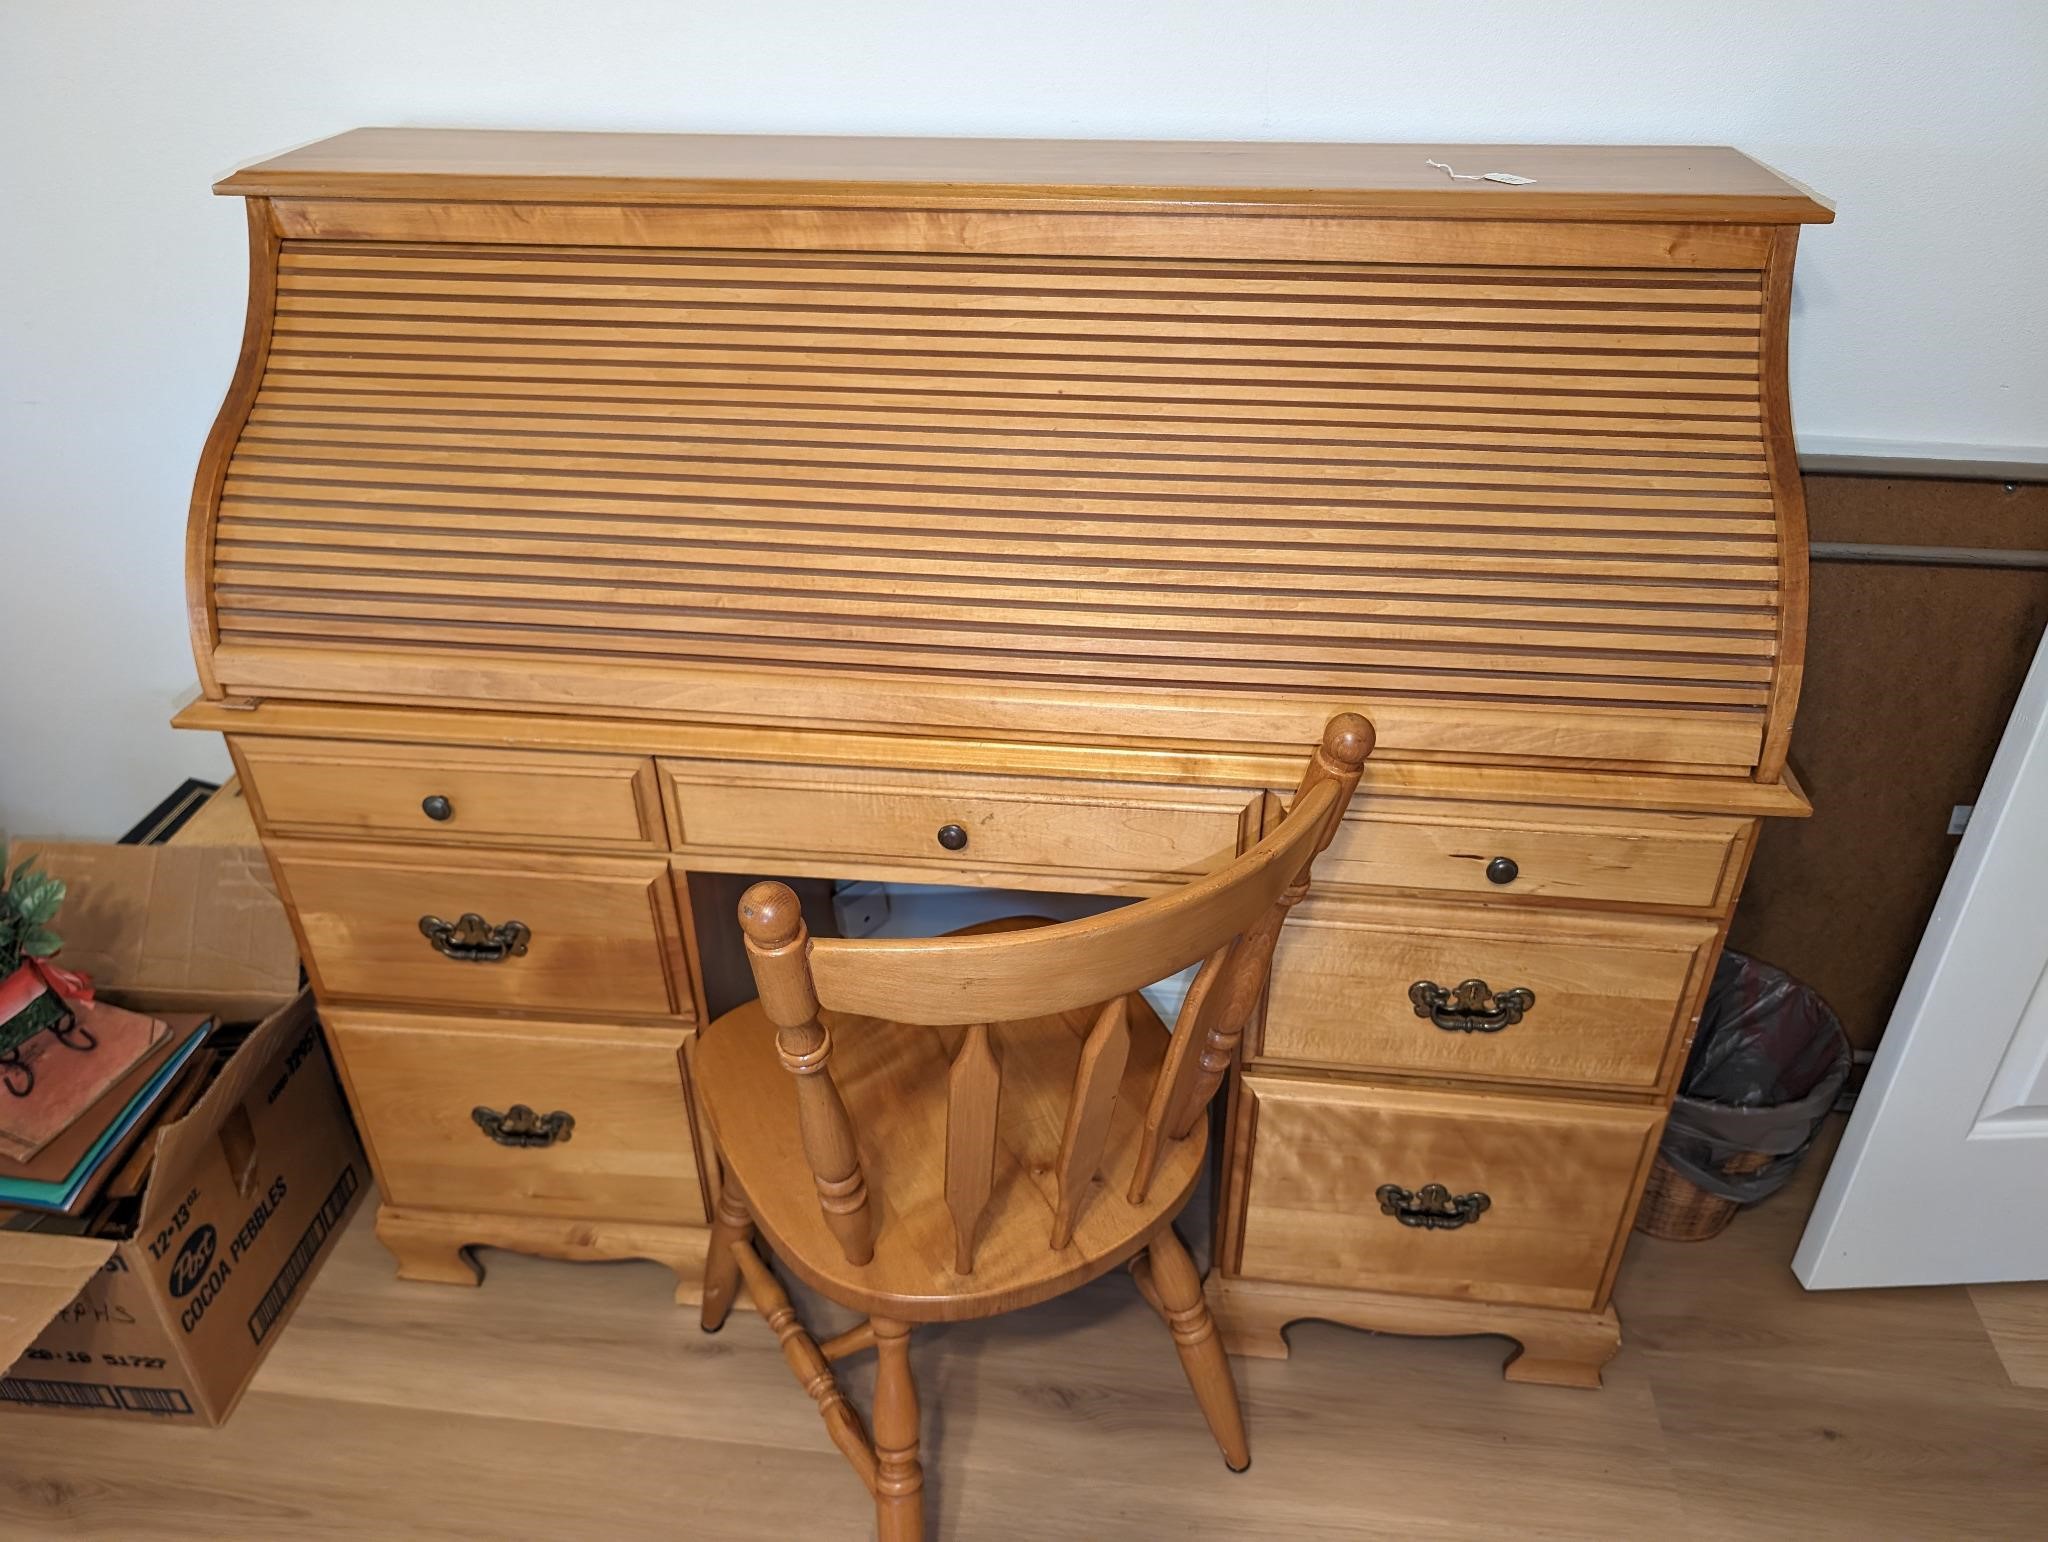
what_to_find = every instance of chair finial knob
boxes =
[738,881,805,948]
[1322,712,1375,769]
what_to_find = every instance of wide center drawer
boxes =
[661,759,1256,891]
[269,840,690,1017]
[326,1010,707,1224]
[1257,895,1717,1092]
[1313,799,1748,909]
[1230,1073,1661,1311]
[235,736,663,849]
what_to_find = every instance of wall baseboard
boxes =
[1798,438,2048,482]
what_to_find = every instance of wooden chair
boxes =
[694,715,1372,1539]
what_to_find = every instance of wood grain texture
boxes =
[204,642,1768,771]
[196,220,1802,772]
[1205,1273,1622,1390]
[698,991,1205,1323]
[1315,799,1748,910]
[738,892,876,1268]
[1254,894,1719,1092]
[663,758,1255,891]
[237,735,663,848]
[1971,1283,2048,1390]
[172,134,1824,1403]
[1226,1073,1664,1312]
[1754,227,1811,782]
[266,839,691,1017]
[219,129,1833,223]
[944,1023,1002,1271]
[266,201,1784,268]
[371,1202,711,1305]
[17,1125,2043,1542]
[1049,999,1131,1251]
[801,779,1339,1025]
[324,1008,707,1224]
[185,197,279,699]
[173,695,1816,817]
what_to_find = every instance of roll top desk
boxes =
[178,130,1828,1387]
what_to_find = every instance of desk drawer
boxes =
[327,1010,706,1224]
[661,760,1255,890]
[1257,896,1716,1092]
[270,840,689,1017]
[1231,1074,1660,1311]
[236,737,663,849]
[1316,800,1747,909]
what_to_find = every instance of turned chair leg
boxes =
[1138,1226,1251,1472]
[700,1178,755,1333]
[871,1316,925,1542]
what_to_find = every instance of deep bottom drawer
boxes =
[1230,1073,1661,1311]
[327,1010,708,1225]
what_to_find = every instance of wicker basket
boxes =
[1634,1149,1773,1242]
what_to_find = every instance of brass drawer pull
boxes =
[473,1103,574,1148]
[1377,1183,1491,1230]
[1409,978,1534,1033]
[420,912,531,962]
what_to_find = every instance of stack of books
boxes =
[0,1003,221,1231]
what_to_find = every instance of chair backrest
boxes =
[736,713,1372,1271]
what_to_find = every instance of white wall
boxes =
[3,1,2044,837]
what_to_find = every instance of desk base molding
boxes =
[1204,1274,1620,1390]
[375,1202,714,1306]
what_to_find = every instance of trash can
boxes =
[1635,949,1853,1241]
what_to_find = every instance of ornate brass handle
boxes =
[1377,1183,1491,1230]
[472,1104,574,1148]
[1409,978,1534,1033]
[420,913,531,962]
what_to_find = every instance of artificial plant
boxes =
[0,849,68,1054]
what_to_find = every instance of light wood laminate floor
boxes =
[4,1121,2045,1539]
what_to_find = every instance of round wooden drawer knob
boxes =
[422,794,454,822]
[1485,855,1519,885]
[936,823,969,851]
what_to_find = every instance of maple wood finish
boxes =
[180,130,1824,1389]
[692,718,1367,1535]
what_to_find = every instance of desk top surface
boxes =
[218,129,1832,223]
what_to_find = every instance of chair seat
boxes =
[697,984,1206,1324]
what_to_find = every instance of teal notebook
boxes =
[0,1023,215,1212]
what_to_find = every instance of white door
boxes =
[1795,624,2048,1288]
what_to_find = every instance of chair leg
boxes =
[1138,1226,1251,1472]
[871,1316,925,1542]
[700,1178,754,1333]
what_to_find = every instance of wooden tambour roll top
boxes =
[187,131,1831,777]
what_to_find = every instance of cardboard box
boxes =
[0,840,366,1425]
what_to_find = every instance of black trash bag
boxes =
[1659,950,1852,1204]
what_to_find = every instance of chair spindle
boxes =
[1049,996,1132,1249]
[739,882,875,1266]
[1129,942,1231,1205]
[944,1023,1001,1273]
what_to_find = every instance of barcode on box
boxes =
[248,1163,360,1345]
[0,1376,121,1410]
[115,1384,194,1416]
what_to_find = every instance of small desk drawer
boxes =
[661,760,1255,890]
[327,1010,707,1224]
[1316,800,1747,910]
[270,840,689,1017]
[236,736,663,849]
[1231,1073,1661,1311]
[1256,896,1716,1092]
